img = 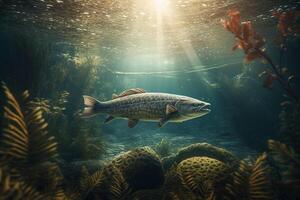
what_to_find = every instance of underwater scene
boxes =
[0,0,300,199]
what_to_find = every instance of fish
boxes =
[81,88,211,128]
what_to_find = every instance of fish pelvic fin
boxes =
[81,95,102,118]
[128,119,139,128]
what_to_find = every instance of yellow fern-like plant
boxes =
[268,140,300,196]
[224,153,273,200]
[0,167,46,200]
[1,84,58,163]
[80,164,129,200]
[80,168,103,198]
[0,83,61,196]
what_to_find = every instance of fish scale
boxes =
[82,89,210,128]
[103,93,188,120]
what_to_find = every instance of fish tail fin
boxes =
[81,95,102,118]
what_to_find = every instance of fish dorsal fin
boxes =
[166,104,177,115]
[112,93,119,99]
[117,88,146,98]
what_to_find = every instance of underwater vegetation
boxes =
[222,7,300,156]
[0,83,300,199]
[0,2,300,199]
[221,9,299,102]
[155,138,172,158]
[0,83,63,199]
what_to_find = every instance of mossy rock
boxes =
[162,143,238,170]
[176,156,231,196]
[111,146,164,191]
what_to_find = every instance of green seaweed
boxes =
[155,138,172,158]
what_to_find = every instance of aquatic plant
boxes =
[279,103,300,152]
[155,138,172,158]
[221,9,300,103]
[0,167,47,200]
[79,168,103,199]
[126,188,164,200]
[70,130,106,160]
[0,83,63,197]
[79,164,129,200]
[163,166,197,200]
[224,153,273,200]
[268,140,300,199]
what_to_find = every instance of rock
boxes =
[162,143,238,170]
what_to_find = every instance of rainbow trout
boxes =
[81,88,210,128]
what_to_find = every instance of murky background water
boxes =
[0,0,299,160]
[1,0,300,199]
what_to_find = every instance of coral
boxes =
[0,83,63,197]
[176,157,230,197]
[224,153,273,200]
[162,143,238,170]
[111,146,164,191]
[155,138,172,158]
[268,140,300,198]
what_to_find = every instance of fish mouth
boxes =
[200,103,211,112]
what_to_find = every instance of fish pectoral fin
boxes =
[158,118,168,128]
[159,105,178,128]
[166,104,178,115]
[104,115,115,123]
[128,119,139,128]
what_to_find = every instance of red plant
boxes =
[274,10,300,38]
[221,9,300,104]
[221,9,266,63]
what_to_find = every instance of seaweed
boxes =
[155,138,172,158]
[70,130,106,161]
[221,9,300,104]
[268,140,300,198]
[224,153,273,200]
[279,102,300,152]
[79,168,103,199]
[163,166,197,200]
[0,167,46,200]
[79,165,129,200]
[0,83,63,198]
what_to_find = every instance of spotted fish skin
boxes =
[100,93,186,121]
[82,88,211,128]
